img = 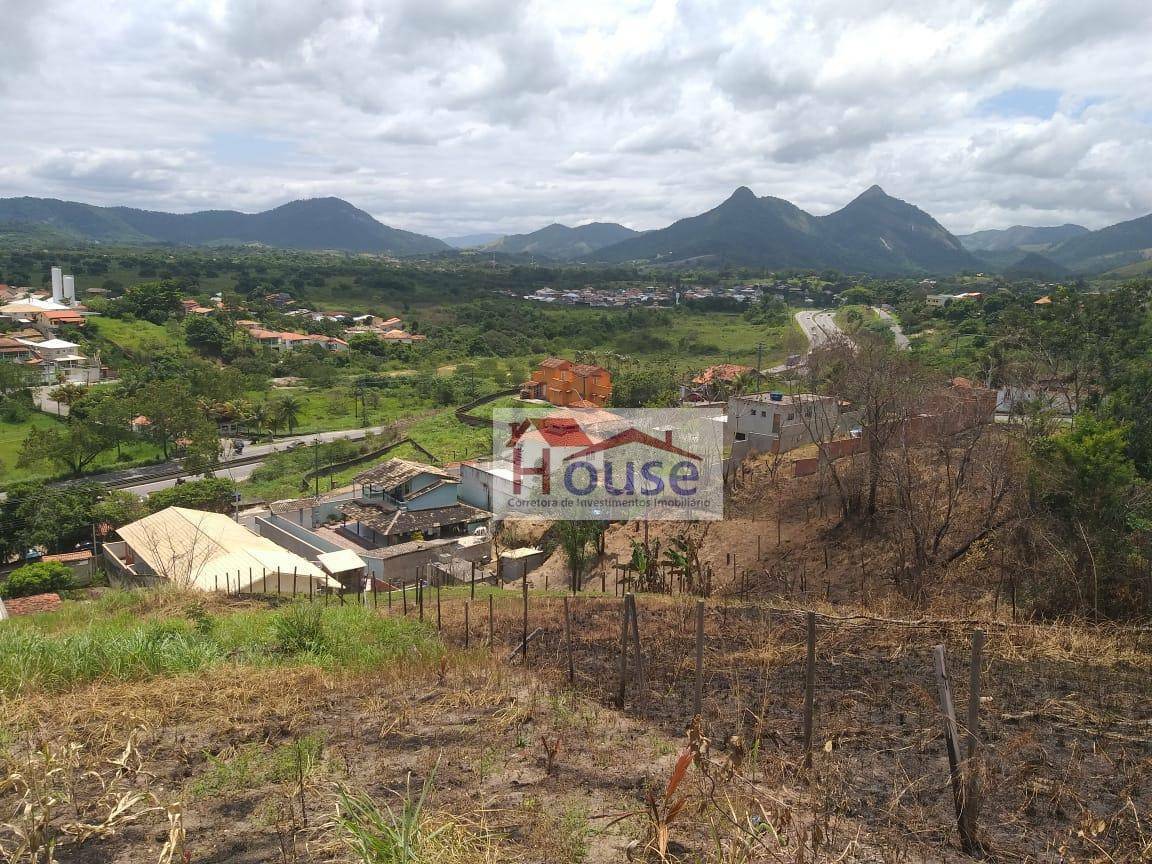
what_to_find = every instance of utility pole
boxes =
[313,439,320,497]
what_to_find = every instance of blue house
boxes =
[340,458,488,547]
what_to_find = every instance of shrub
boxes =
[0,397,31,423]
[273,602,328,654]
[1,561,73,599]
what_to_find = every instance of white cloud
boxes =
[0,0,1149,237]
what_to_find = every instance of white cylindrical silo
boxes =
[63,275,76,303]
[51,267,63,303]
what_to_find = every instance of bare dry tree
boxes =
[128,515,220,590]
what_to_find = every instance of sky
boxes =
[1,0,1151,239]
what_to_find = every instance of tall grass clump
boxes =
[336,765,496,864]
[0,592,437,696]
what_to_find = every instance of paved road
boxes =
[106,425,394,497]
[873,307,910,350]
[767,310,849,373]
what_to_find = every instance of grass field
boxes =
[0,591,436,696]
[84,315,183,357]
[0,410,170,487]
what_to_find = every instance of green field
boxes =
[0,410,170,487]
[84,315,183,356]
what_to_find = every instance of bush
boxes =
[0,397,31,423]
[1,561,74,599]
[273,602,328,654]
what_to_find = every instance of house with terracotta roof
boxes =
[681,363,758,402]
[520,357,612,407]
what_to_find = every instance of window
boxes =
[786,412,795,421]
[734,432,747,441]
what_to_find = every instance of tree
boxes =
[83,387,136,459]
[1031,417,1151,618]
[273,395,304,436]
[146,477,237,514]
[0,362,37,399]
[185,315,230,354]
[112,279,185,323]
[48,382,88,410]
[134,381,217,461]
[0,482,104,560]
[1,561,73,599]
[554,520,605,592]
[18,420,111,477]
[91,489,147,529]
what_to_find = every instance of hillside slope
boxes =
[0,196,450,255]
[484,221,639,259]
[958,223,1089,252]
[596,185,978,274]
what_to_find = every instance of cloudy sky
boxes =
[1,0,1151,238]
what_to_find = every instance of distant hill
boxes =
[1046,212,1152,273]
[441,232,505,249]
[820,185,977,274]
[483,222,639,259]
[958,224,1089,252]
[0,196,450,255]
[595,186,980,274]
[1003,252,1071,279]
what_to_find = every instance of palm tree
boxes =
[247,403,270,440]
[275,395,303,435]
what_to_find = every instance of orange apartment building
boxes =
[520,357,612,407]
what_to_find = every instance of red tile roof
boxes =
[43,550,93,563]
[692,363,753,385]
[2,592,62,616]
[539,357,572,369]
[571,363,607,377]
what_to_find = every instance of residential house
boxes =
[34,308,87,334]
[0,336,35,363]
[520,357,612,407]
[378,330,426,345]
[680,363,756,402]
[377,316,404,331]
[726,392,852,458]
[15,337,101,384]
[103,506,339,593]
[338,458,488,548]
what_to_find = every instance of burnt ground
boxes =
[1,596,1148,864]
[443,592,1152,863]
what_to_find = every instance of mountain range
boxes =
[0,196,450,255]
[595,185,977,274]
[957,224,1089,252]
[481,222,639,259]
[1,190,1150,276]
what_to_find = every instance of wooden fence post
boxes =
[693,599,705,717]
[464,601,470,649]
[628,593,645,705]
[803,611,816,768]
[488,594,494,650]
[616,594,630,708]
[402,582,408,615]
[418,576,424,622]
[962,631,986,857]
[436,580,442,631]
[933,644,983,858]
[563,595,574,684]
[521,566,529,664]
